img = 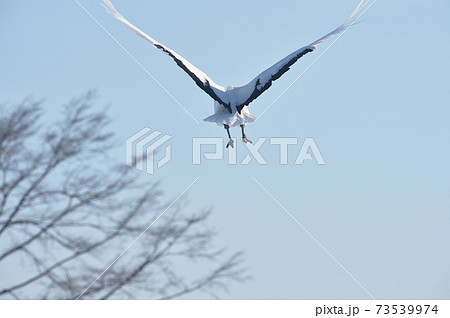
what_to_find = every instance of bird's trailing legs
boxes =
[224,124,234,148]
[240,124,252,144]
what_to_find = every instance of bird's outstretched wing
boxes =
[234,0,371,113]
[101,0,232,112]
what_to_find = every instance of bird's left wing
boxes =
[101,0,232,111]
[233,0,371,112]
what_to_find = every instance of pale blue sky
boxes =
[1,0,450,299]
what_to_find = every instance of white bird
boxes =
[102,0,370,148]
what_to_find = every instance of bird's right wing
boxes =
[101,0,232,112]
[233,0,371,112]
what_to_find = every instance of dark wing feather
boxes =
[233,0,370,112]
[235,47,314,113]
[102,0,232,112]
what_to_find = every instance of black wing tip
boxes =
[236,47,315,109]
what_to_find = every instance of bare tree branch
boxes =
[0,92,248,299]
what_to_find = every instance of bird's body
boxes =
[204,102,256,128]
[102,0,370,147]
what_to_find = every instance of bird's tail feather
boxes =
[309,0,374,49]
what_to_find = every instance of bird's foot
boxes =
[242,135,252,144]
[226,138,235,148]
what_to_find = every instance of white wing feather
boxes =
[102,0,371,112]
[233,0,371,109]
[101,0,230,107]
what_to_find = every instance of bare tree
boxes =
[0,92,248,300]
